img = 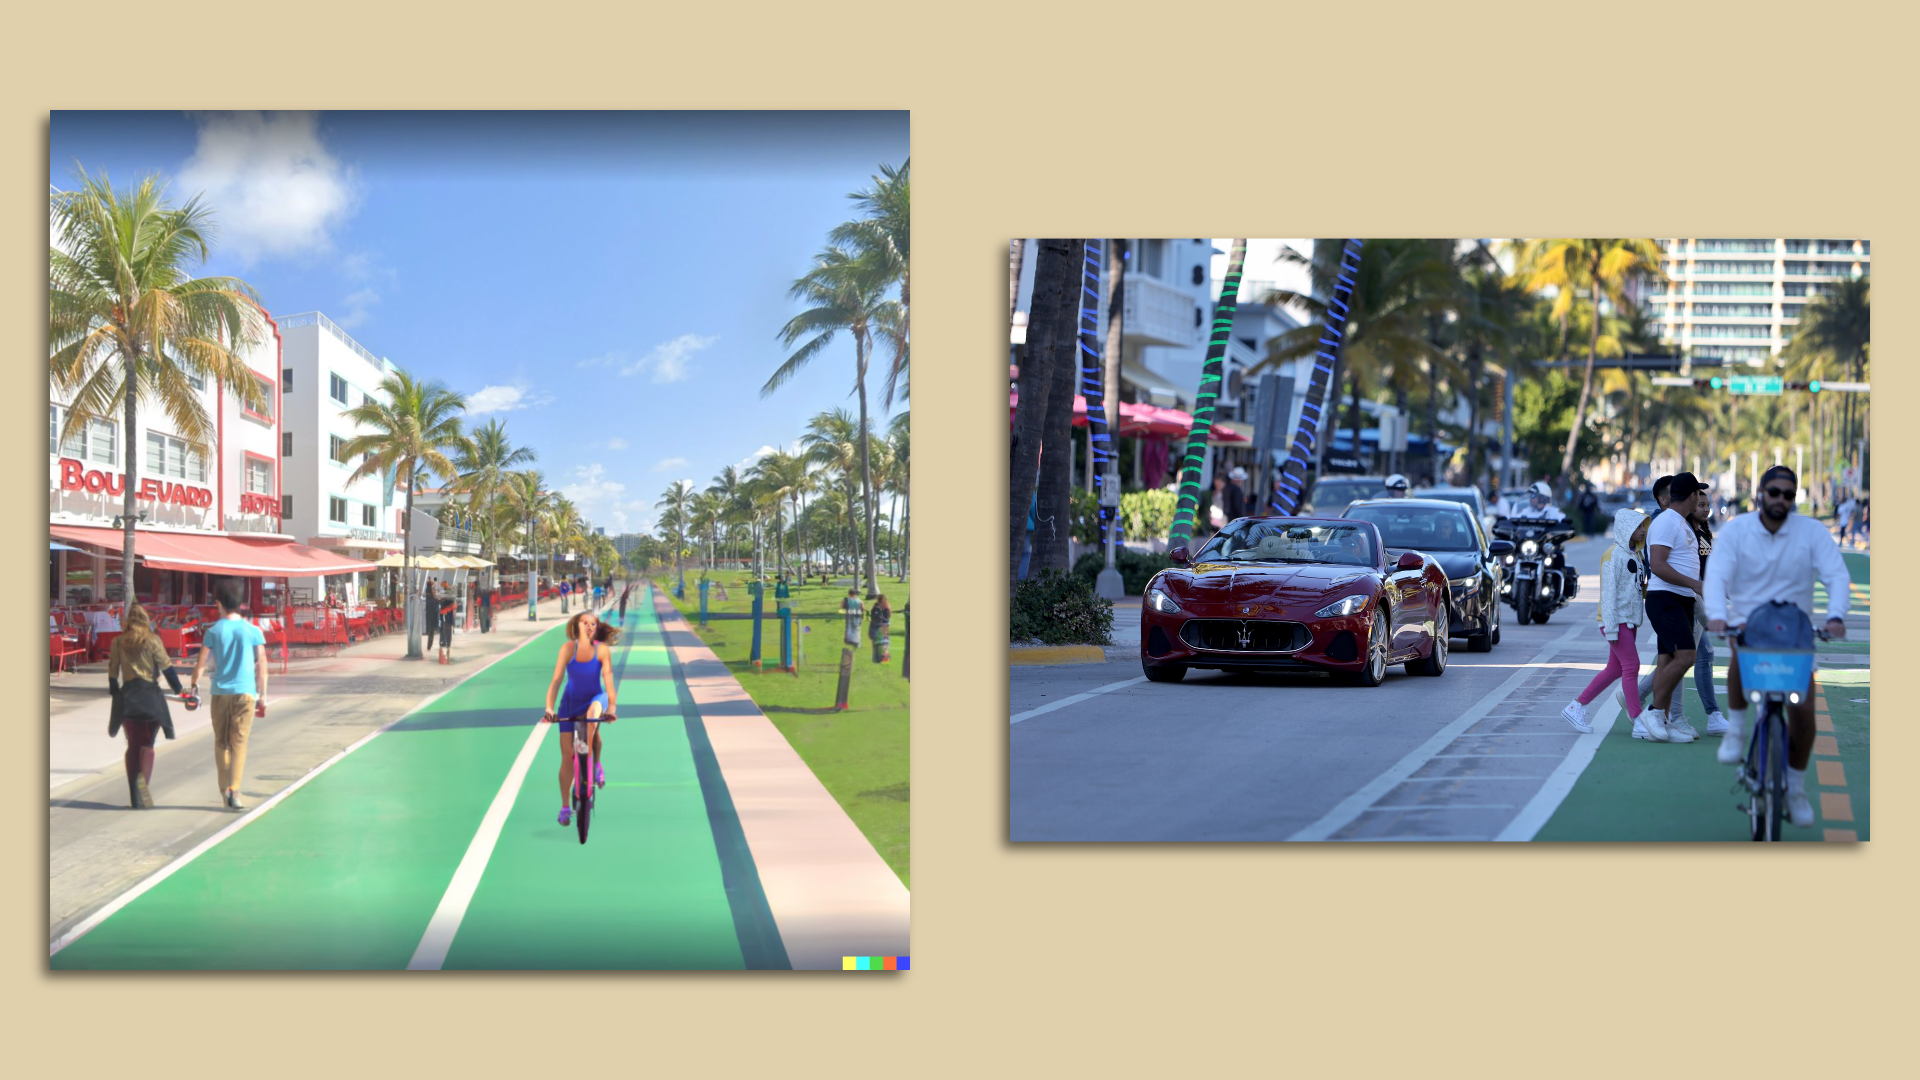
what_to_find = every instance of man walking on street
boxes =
[1641,472,1710,744]
[189,581,269,810]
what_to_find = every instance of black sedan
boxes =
[1340,498,1513,652]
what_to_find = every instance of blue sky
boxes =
[50,111,910,535]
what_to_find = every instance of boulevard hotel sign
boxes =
[58,458,213,508]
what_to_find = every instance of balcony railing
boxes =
[277,311,393,372]
[1122,274,1204,349]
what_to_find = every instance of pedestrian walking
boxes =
[437,581,456,664]
[1561,509,1653,734]
[1835,492,1857,545]
[1579,483,1601,535]
[189,580,269,810]
[478,582,494,634]
[1641,472,1710,744]
[107,603,183,809]
[870,593,892,663]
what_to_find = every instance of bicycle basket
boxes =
[1736,648,1814,694]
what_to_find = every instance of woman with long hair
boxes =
[541,609,620,826]
[107,603,184,808]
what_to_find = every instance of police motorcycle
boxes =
[1491,481,1579,625]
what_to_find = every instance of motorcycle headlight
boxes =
[1520,540,1539,556]
[1503,554,1515,565]
[1315,593,1370,618]
[1145,587,1184,614]
[1542,542,1557,556]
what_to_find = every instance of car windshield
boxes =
[1309,480,1377,509]
[1416,490,1479,515]
[1196,520,1375,566]
[1344,506,1477,551]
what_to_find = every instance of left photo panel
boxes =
[48,110,909,970]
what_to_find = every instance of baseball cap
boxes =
[1669,472,1705,499]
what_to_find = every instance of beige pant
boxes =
[209,694,255,794]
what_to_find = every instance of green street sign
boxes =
[1728,375,1782,395]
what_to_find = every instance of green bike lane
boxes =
[52,587,786,969]
[1534,552,1870,841]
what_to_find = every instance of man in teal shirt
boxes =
[190,581,269,810]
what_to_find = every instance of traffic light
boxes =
[1709,377,1723,389]
[1810,380,1822,393]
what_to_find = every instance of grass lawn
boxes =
[659,572,911,888]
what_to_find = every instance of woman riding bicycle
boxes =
[542,609,619,826]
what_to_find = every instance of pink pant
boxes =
[1576,625,1643,716]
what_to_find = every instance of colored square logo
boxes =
[842,956,857,970]
[882,956,897,971]
[897,956,910,970]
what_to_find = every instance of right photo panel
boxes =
[1008,238,1870,842]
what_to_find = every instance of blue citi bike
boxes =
[1718,601,1828,842]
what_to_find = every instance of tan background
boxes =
[8,0,1912,1073]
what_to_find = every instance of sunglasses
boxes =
[1762,487,1796,500]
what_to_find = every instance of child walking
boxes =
[1561,508,1665,738]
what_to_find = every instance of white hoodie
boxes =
[1596,507,1648,641]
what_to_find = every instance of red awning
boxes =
[48,525,377,578]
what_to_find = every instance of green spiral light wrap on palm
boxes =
[1168,239,1247,549]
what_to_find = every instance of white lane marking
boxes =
[1288,621,1587,841]
[407,720,551,970]
[1365,804,1521,811]
[1431,754,1564,758]
[51,620,564,958]
[1011,676,1148,725]
[1496,690,1627,841]
[1396,776,1551,782]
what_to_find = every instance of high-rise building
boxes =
[1644,239,1869,367]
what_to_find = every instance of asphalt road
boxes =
[1009,530,1837,842]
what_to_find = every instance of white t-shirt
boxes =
[1646,508,1700,598]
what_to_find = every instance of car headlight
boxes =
[1520,540,1539,556]
[1449,577,1476,589]
[1315,593,1370,618]
[1145,587,1184,614]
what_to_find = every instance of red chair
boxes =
[50,632,87,675]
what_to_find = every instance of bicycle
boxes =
[543,709,616,844]
[1716,620,1829,842]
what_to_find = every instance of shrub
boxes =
[1011,568,1114,645]
[1070,487,1102,543]
[1072,548,1173,596]
[1120,488,1178,541]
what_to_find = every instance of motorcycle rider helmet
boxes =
[1528,480,1552,499]
[1383,473,1410,495]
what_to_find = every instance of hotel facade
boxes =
[1644,238,1870,367]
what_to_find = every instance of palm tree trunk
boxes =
[1009,240,1026,327]
[1099,239,1125,571]
[1277,240,1362,513]
[404,479,422,658]
[1169,240,1247,547]
[120,383,139,615]
[1559,283,1603,482]
[855,331,880,598]
[1012,241,1069,592]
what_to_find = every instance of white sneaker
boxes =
[1666,715,1699,743]
[1704,711,1730,736]
[1635,709,1671,742]
[1788,790,1815,828]
[1560,700,1592,734]
[1717,712,1747,765]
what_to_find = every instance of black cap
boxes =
[1669,472,1705,499]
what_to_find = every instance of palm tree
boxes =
[709,465,746,571]
[339,371,470,659]
[656,480,694,592]
[888,412,909,580]
[449,417,536,589]
[1511,239,1666,481]
[1010,238,1075,592]
[1784,275,1869,477]
[690,490,725,579]
[831,158,910,406]
[1168,240,1247,548]
[1255,239,1455,485]
[802,408,864,579]
[1097,239,1128,570]
[767,246,896,598]
[751,450,808,580]
[498,469,549,615]
[49,168,272,614]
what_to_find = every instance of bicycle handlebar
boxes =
[541,711,618,723]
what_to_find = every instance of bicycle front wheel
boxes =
[1747,708,1770,842]
[1765,712,1786,842]
[576,749,592,844]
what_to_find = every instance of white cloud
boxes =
[735,445,777,473]
[574,350,623,370]
[178,111,356,265]
[604,437,629,451]
[333,252,398,329]
[556,462,655,534]
[621,333,718,383]
[466,383,554,415]
[652,456,689,472]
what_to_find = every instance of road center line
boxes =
[1288,621,1587,841]
[1011,676,1148,725]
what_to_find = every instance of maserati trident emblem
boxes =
[1240,606,1251,614]
[1237,622,1252,649]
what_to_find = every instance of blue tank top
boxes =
[559,641,603,715]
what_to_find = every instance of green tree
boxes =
[449,417,536,589]
[49,168,271,614]
[831,159,909,406]
[656,480,695,591]
[340,371,471,659]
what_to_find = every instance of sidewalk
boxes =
[49,601,571,794]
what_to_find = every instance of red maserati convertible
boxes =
[1139,517,1452,686]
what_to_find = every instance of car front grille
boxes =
[1181,619,1310,653]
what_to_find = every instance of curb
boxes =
[1010,645,1108,666]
